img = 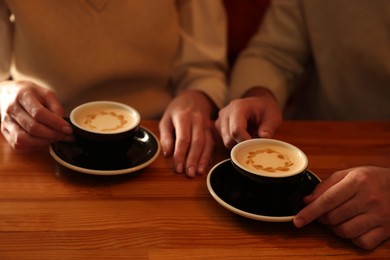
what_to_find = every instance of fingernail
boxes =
[197,166,206,175]
[175,163,183,174]
[187,166,196,178]
[294,217,306,228]
[260,130,272,138]
[62,125,73,134]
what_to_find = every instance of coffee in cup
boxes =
[70,101,140,158]
[231,138,308,188]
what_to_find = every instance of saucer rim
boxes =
[206,158,321,222]
[49,126,160,176]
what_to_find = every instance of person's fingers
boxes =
[214,117,222,136]
[228,108,252,145]
[294,176,356,228]
[18,88,71,134]
[303,169,350,204]
[217,115,236,149]
[10,103,71,141]
[196,127,215,176]
[0,82,73,149]
[317,197,364,226]
[183,115,215,177]
[158,115,175,157]
[40,89,65,116]
[184,116,205,178]
[351,226,389,250]
[331,213,377,239]
[257,106,282,138]
[1,117,53,150]
[171,114,191,174]
[216,100,255,149]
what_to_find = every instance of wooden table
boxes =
[0,120,389,259]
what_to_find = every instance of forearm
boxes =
[229,0,310,108]
[172,0,228,109]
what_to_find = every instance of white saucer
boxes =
[49,126,160,176]
[207,159,321,222]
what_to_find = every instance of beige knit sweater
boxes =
[0,0,227,118]
[231,0,390,120]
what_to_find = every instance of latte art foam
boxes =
[82,110,129,132]
[73,104,138,134]
[245,148,294,173]
[236,144,304,175]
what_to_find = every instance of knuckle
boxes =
[29,106,45,120]
[230,99,244,106]
[11,133,29,151]
[231,127,242,140]
[25,122,41,136]
[4,100,19,115]
[177,136,190,147]
[191,135,203,145]
[18,87,33,100]
[353,170,370,186]
[191,139,204,151]
[322,194,338,212]
[191,111,203,120]
[333,225,355,239]
[176,109,190,120]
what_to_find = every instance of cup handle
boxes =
[134,126,148,142]
[288,170,320,213]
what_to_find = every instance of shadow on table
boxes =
[53,163,145,187]
[233,215,372,254]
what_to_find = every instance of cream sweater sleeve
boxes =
[0,0,11,81]
[171,0,228,108]
[230,0,310,107]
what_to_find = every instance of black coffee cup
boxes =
[69,101,141,159]
[231,138,309,199]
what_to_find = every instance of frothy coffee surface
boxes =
[236,144,304,175]
[74,106,137,133]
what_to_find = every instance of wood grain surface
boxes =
[0,120,389,259]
